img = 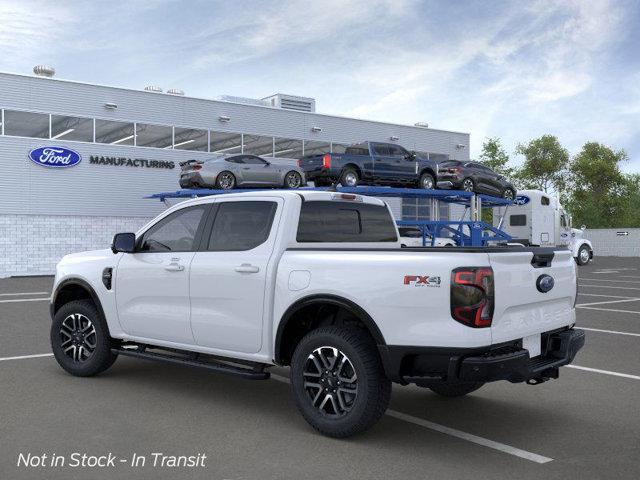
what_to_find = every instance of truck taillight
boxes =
[322,154,331,169]
[450,267,494,328]
[297,159,302,167]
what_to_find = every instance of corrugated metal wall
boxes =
[0,72,470,219]
[583,229,640,257]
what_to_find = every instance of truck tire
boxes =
[340,168,359,187]
[576,244,591,266]
[290,326,391,438]
[51,300,118,377]
[419,172,435,190]
[428,382,484,397]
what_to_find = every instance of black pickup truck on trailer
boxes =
[298,141,439,189]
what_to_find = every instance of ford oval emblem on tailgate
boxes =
[536,274,555,293]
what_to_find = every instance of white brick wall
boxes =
[0,214,152,277]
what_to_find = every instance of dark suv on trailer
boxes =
[436,160,516,199]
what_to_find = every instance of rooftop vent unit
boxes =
[167,88,185,96]
[217,95,270,107]
[144,85,163,93]
[414,122,429,128]
[33,65,55,78]
[262,93,316,113]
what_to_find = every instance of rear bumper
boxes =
[437,178,463,190]
[379,328,585,385]
[179,172,208,188]
[304,167,336,181]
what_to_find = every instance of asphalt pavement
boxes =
[1,257,639,479]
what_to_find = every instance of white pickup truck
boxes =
[50,190,584,438]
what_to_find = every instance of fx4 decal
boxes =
[404,275,441,287]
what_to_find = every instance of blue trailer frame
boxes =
[147,186,513,247]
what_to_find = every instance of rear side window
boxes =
[510,214,527,226]
[208,201,277,251]
[345,145,369,156]
[372,144,390,156]
[297,201,398,242]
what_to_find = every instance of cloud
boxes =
[0,1,76,66]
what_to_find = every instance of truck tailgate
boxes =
[488,249,576,345]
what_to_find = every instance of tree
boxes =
[566,142,628,228]
[479,137,514,177]
[515,135,569,194]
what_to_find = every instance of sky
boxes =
[1,0,639,171]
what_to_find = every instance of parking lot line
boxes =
[578,293,637,299]
[567,365,640,381]
[576,298,640,307]
[0,291,50,296]
[269,374,553,464]
[0,353,53,362]
[577,306,640,315]
[581,327,640,338]
[579,278,640,284]
[0,297,50,304]
[579,284,640,291]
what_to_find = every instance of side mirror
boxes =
[581,224,586,230]
[264,160,271,166]
[112,232,136,254]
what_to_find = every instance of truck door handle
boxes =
[165,260,185,272]
[235,263,260,274]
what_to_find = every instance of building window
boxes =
[303,140,330,156]
[210,131,242,154]
[331,143,349,154]
[50,115,94,142]
[3,110,50,139]
[273,137,303,159]
[172,127,208,151]
[135,123,173,148]
[243,134,274,156]
[95,119,135,145]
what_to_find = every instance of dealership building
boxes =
[0,68,470,276]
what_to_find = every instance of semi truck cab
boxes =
[495,189,594,265]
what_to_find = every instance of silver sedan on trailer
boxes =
[179,154,307,190]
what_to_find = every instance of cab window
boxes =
[139,206,206,252]
[207,201,277,251]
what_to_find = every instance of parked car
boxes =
[436,160,516,199]
[398,226,456,247]
[179,154,306,190]
[298,141,438,189]
[50,190,583,438]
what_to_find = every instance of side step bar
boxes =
[111,347,270,380]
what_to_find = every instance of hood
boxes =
[572,228,584,239]
[59,248,114,266]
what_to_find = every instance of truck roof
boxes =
[169,189,388,209]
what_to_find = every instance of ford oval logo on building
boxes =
[28,146,82,168]
[514,195,530,206]
[536,274,555,293]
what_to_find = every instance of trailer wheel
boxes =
[576,244,591,266]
